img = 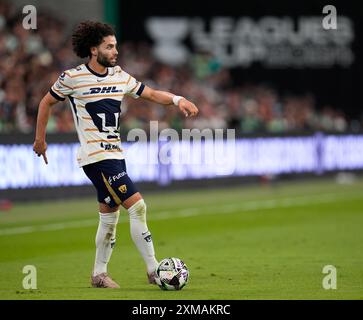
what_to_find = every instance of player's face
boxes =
[96,35,118,67]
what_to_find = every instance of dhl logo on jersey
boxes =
[83,86,123,95]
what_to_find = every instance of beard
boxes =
[97,52,117,67]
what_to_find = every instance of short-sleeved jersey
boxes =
[49,63,144,167]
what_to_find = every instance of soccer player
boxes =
[33,21,198,288]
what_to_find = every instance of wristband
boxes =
[172,95,184,106]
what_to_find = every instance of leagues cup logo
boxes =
[146,18,190,66]
[145,16,354,68]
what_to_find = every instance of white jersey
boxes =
[50,63,144,167]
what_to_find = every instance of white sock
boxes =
[93,210,119,276]
[128,199,158,274]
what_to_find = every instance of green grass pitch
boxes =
[0,177,362,300]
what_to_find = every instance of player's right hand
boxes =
[33,140,48,164]
[178,98,199,118]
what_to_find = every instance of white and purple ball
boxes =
[155,257,189,290]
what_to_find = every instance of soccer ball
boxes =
[155,257,189,290]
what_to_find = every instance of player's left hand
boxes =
[178,99,198,117]
[33,140,48,164]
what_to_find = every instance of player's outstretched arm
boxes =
[33,92,59,164]
[140,86,199,118]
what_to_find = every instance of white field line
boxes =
[0,192,361,236]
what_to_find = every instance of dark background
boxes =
[119,0,362,119]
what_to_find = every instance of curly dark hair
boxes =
[71,21,116,58]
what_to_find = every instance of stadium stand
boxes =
[0,1,353,135]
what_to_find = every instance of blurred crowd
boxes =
[0,1,79,133]
[0,2,357,135]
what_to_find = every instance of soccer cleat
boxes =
[91,272,120,288]
[147,271,158,285]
